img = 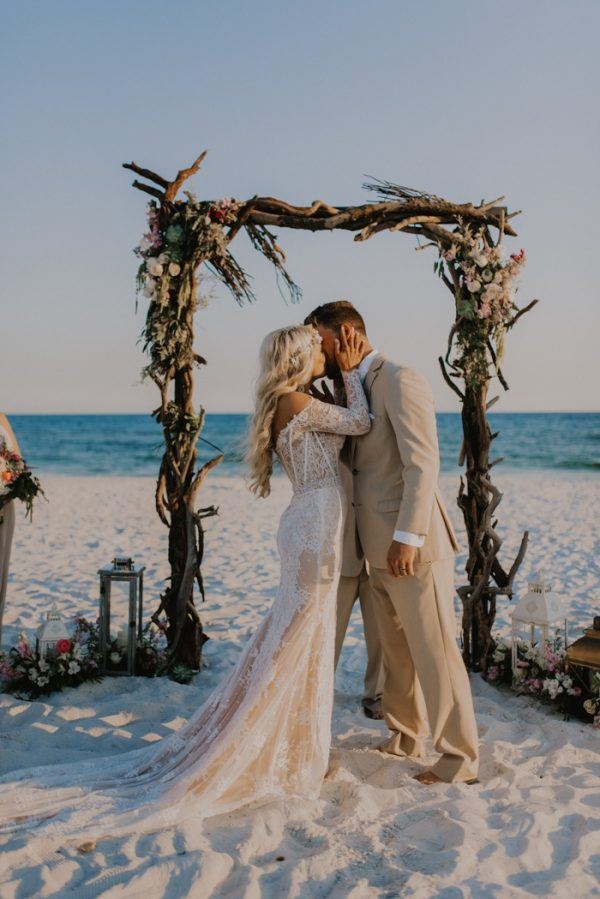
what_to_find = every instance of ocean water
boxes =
[9,412,599,476]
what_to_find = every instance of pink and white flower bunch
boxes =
[484,636,600,724]
[0,439,45,521]
[442,227,526,326]
[0,619,102,699]
[207,197,241,225]
[0,440,26,498]
[133,202,184,302]
[583,672,600,728]
[135,617,169,675]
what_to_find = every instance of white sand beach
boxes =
[1,472,599,897]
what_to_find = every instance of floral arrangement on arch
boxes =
[434,222,527,389]
[0,439,45,522]
[133,197,243,376]
[485,634,600,726]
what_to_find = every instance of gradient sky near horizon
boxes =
[2,0,599,414]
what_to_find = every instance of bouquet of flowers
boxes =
[0,439,45,521]
[485,634,600,725]
[0,617,103,700]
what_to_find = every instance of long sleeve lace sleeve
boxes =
[303,370,371,436]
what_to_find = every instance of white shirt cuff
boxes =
[393,530,425,547]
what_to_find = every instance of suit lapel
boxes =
[350,353,385,465]
[363,353,385,403]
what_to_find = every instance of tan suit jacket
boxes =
[341,354,459,573]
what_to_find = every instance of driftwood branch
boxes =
[123,162,169,189]
[438,356,465,400]
[506,298,539,329]
[165,150,208,203]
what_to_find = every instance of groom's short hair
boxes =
[304,300,367,335]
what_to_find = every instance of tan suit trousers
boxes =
[335,565,384,705]
[370,559,479,783]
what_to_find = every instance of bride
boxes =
[0,323,370,853]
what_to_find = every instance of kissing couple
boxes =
[0,301,479,853]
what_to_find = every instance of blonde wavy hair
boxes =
[246,324,322,497]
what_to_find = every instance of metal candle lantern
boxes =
[98,557,146,676]
[510,571,567,676]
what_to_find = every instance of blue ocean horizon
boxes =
[9,413,599,477]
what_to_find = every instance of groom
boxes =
[305,301,479,785]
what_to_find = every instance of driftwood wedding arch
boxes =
[123,150,538,672]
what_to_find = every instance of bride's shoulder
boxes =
[277,392,312,416]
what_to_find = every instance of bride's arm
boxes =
[303,369,371,436]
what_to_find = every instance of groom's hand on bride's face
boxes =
[387,541,417,577]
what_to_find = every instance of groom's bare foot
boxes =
[413,770,444,785]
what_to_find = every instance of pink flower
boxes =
[17,640,34,660]
[593,715,600,729]
[0,661,14,679]
[55,639,72,655]
[477,302,492,319]
[487,665,499,680]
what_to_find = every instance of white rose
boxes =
[147,260,163,277]
[168,262,181,277]
[466,279,481,293]
[481,269,493,283]
[158,253,169,264]
[483,283,502,301]
[109,652,122,664]
[469,248,488,268]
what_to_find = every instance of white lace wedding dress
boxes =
[0,370,369,853]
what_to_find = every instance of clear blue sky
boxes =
[2,0,599,413]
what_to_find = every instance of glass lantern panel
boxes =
[107,580,133,650]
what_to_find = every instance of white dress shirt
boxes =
[357,350,425,549]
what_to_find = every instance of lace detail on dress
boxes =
[276,369,370,495]
[0,369,370,857]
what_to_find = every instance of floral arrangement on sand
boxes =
[0,617,103,699]
[486,634,600,726]
[0,439,45,522]
[105,617,169,675]
[0,615,175,700]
